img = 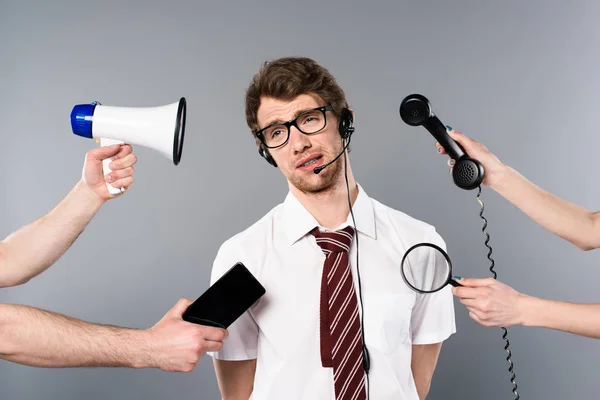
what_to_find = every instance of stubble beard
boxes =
[288,151,345,196]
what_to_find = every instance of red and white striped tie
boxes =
[311,225,366,400]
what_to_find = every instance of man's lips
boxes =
[296,154,324,169]
[295,155,326,172]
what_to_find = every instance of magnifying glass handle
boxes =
[449,279,463,287]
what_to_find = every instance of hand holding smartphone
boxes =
[182,262,265,328]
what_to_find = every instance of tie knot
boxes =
[311,225,355,254]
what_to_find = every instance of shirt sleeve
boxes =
[410,227,457,345]
[207,239,259,360]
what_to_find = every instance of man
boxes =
[208,57,455,400]
[1,144,227,371]
[436,128,600,339]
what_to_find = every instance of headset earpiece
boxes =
[338,108,354,140]
[258,146,277,167]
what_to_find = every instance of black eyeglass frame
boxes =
[255,105,334,149]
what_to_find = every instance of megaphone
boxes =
[70,97,187,194]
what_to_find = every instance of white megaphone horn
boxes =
[70,97,187,194]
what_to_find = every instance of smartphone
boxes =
[182,262,266,329]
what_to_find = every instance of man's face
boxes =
[257,94,345,194]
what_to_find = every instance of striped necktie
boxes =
[311,225,366,400]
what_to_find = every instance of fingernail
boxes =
[445,125,452,131]
[449,159,455,166]
[453,276,461,280]
[105,175,113,182]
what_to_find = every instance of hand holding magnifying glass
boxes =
[401,242,462,294]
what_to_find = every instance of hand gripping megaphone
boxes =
[70,97,187,194]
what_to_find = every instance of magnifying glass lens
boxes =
[402,244,451,293]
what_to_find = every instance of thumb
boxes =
[447,129,468,145]
[447,129,479,154]
[87,144,122,161]
[168,298,193,318]
[455,277,496,287]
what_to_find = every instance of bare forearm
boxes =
[0,303,153,368]
[411,343,442,399]
[0,180,104,287]
[214,359,256,400]
[521,296,600,339]
[492,167,600,251]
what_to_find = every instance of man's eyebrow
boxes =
[262,107,316,129]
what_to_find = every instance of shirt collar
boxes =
[282,183,377,246]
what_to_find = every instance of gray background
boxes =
[1,0,600,399]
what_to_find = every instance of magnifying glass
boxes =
[401,242,462,294]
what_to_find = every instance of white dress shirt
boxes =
[209,183,456,400]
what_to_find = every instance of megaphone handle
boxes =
[99,137,125,195]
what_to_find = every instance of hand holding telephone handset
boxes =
[182,262,266,329]
[399,94,484,190]
[399,94,520,399]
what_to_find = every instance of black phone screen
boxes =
[182,262,266,328]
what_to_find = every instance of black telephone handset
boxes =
[400,94,520,399]
[399,93,484,190]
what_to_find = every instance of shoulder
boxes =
[370,197,446,246]
[219,202,283,250]
[210,202,284,281]
[371,197,436,232]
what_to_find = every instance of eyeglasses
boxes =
[256,105,333,149]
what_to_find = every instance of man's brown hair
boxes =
[245,57,349,146]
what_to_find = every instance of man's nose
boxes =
[289,126,311,153]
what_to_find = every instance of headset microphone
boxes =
[313,137,351,174]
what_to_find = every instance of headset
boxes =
[257,107,373,396]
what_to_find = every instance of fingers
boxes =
[170,298,194,317]
[456,277,496,287]
[435,142,445,154]
[107,176,134,191]
[434,127,472,154]
[452,281,494,299]
[87,144,122,161]
[203,339,225,353]
[435,141,448,155]
[448,129,474,147]
[103,149,136,193]
[448,128,466,139]
[202,327,229,342]
[109,152,138,170]
[458,298,479,308]
[110,144,134,161]
[460,298,492,315]
[85,145,135,164]
[105,167,133,183]
[451,286,481,300]
[468,310,486,325]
